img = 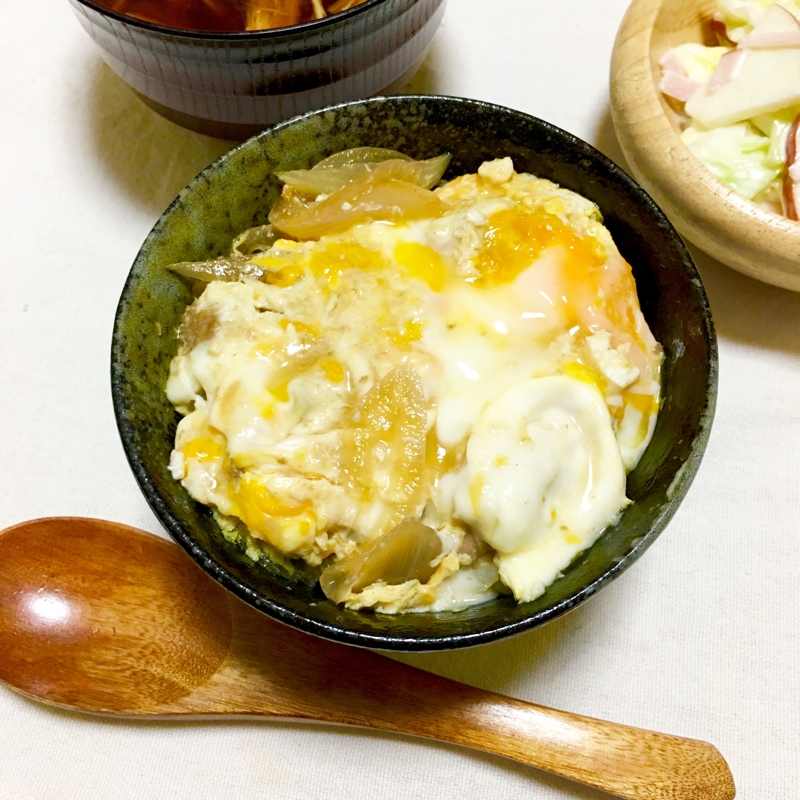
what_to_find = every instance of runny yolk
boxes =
[472,206,651,347]
[425,428,464,488]
[306,241,386,290]
[392,318,425,346]
[182,437,226,462]
[322,358,345,383]
[233,474,316,550]
[266,262,305,287]
[279,317,318,338]
[256,242,387,290]
[474,207,606,288]
[236,475,314,520]
[562,361,609,395]
[622,390,660,444]
[269,381,290,403]
[393,242,448,291]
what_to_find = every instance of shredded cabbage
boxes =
[669,43,731,83]
[716,0,800,40]
[661,0,800,217]
[681,123,782,200]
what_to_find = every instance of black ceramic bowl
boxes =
[112,95,717,651]
[67,0,445,139]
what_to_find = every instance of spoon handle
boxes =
[160,602,735,800]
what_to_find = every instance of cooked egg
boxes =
[166,158,663,613]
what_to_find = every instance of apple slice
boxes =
[686,5,800,128]
[784,113,800,221]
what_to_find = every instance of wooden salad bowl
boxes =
[610,0,800,291]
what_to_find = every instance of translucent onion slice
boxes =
[320,518,443,603]
[231,224,279,256]
[341,363,427,506]
[244,0,305,30]
[326,0,370,13]
[167,225,279,283]
[167,256,270,283]
[312,147,413,170]
[269,161,449,239]
[276,153,451,198]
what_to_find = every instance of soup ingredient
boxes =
[166,152,663,613]
[95,0,369,33]
[659,0,800,218]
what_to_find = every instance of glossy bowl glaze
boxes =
[610,0,800,291]
[112,95,717,651]
[67,0,445,139]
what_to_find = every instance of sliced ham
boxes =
[707,49,745,93]
[659,71,700,102]
[783,114,800,221]
[658,50,701,102]
[659,49,686,74]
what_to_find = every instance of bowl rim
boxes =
[72,0,400,39]
[609,0,800,291]
[112,94,717,651]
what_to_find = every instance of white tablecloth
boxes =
[2,1,799,797]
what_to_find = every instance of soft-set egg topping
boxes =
[166,157,662,613]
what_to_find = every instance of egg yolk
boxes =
[233,474,316,550]
[392,318,425,346]
[474,207,606,288]
[562,361,609,394]
[306,242,386,290]
[279,317,319,338]
[322,358,345,383]
[182,437,226,463]
[393,242,448,291]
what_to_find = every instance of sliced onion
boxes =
[167,225,280,283]
[274,147,410,197]
[231,224,279,256]
[270,160,449,239]
[413,153,452,189]
[167,256,271,283]
[313,147,413,170]
[350,363,427,502]
[320,518,443,603]
[276,164,380,197]
[276,153,451,198]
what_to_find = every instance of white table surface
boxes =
[2,0,799,797]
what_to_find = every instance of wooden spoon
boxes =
[0,517,735,800]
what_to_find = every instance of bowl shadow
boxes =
[686,246,800,356]
[86,60,232,215]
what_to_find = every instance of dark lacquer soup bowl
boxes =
[111,95,717,651]
[67,0,446,139]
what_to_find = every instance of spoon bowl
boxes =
[0,516,231,711]
[0,516,735,799]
